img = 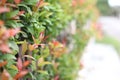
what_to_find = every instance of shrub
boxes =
[0,0,98,80]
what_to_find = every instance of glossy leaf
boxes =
[0,54,16,60]
[0,0,7,5]
[54,75,59,80]
[0,43,11,53]
[1,69,11,80]
[28,44,38,51]
[8,41,19,52]
[10,65,18,71]
[0,61,7,68]
[38,61,51,67]
[23,60,31,68]
[23,55,36,60]
[5,10,19,19]
[14,0,21,4]
[3,28,20,39]
[22,40,27,55]
[14,70,28,80]
[17,57,23,71]
[37,70,48,75]
[39,32,44,41]
[0,20,4,26]
[0,7,10,13]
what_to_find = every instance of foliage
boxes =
[0,0,98,80]
[97,0,113,15]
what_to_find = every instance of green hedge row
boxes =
[0,0,98,80]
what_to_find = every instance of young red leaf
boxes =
[54,75,59,80]
[3,28,20,39]
[79,0,84,5]
[28,44,38,51]
[0,61,7,68]
[14,70,28,80]
[17,57,23,71]
[0,0,7,5]
[52,40,59,47]
[23,55,35,60]
[80,62,84,68]
[5,3,17,8]
[0,20,4,26]
[36,0,44,8]
[42,35,49,41]
[1,69,11,80]
[39,32,44,41]
[23,61,31,68]
[0,7,10,14]
[72,0,77,7]
[0,43,11,53]
[14,0,21,4]
[12,10,25,19]
[7,28,20,37]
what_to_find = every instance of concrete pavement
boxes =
[77,16,120,80]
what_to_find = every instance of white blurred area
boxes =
[77,38,120,80]
[108,0,120,7]
[77,15,120,80]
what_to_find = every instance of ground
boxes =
[77,16,120,80]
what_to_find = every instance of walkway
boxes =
[77,16,120,80]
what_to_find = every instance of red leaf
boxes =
[0,61,7,68]
[5,3,17,8]
[36,0,44,7]
[43,35,49,41]
[18,11,25,15]
[0,0,7,5]
[14,0,21,4]
[12,10,25,19]
[1,69,11,80]
[14,70,28,80]
[0,20,4,26]
[3,28,20,39]
[7,28,20,37]
[72,0,77,7]
[23,61,31,68]
[80,62,84,68]
[79,0,84,5]
[29,44,38,51]
[52,40,59,47]
[39,32,44,41]
[17,58,23,71]
[54,75,59,80]
[0,43,11,53]
[0,7,10,14]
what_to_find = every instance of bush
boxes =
[0,0,98,80]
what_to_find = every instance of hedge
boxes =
[0,0,98,80]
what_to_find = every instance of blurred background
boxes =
[78,0,120,80]
[0,0,120,80]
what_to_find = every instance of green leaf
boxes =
[23,55,36,60]
[38,61,51,67]
[18,4,32,15]
[6,20,20,28]
[22,0,38,5]
[37,70,48,75]
[20,31,28,38]
[9,65,18,71]
[5,10,19,18]
[7,68,18,77]
[0,54,16,60]
[41,46,50,58]
[22,40,28,55]
[28,72,36,80]
[9,41,19,52]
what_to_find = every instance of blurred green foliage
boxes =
[97,0,113,15]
